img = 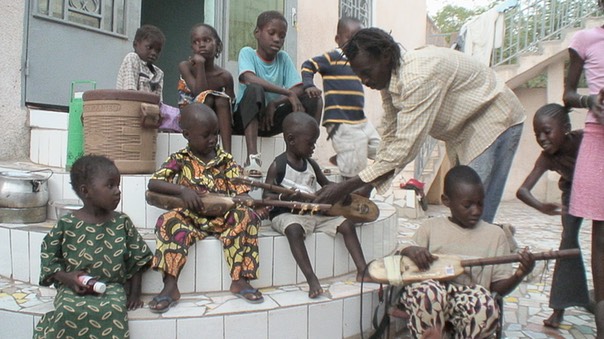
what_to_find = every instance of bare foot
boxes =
[308,277,324,299]
[149,276,180,313]
[543,309,564,328]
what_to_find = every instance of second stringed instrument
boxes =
[233,177,379,223]
[368,248,580,286]
[145,190,332,217]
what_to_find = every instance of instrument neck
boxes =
[460,249,580,268]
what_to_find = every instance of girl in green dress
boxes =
[34,155,152,339]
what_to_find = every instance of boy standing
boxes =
[263,112,368,299]
[301,17,380,178]
[396,166,535,338]
[116,24,165,100]
[148,103,268,313]
[234,10,322,177]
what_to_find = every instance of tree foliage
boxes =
[432,4,487,34]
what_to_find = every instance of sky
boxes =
[426,0,493,15]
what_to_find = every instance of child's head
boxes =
[442,165,484,229]
[533,103,571,155]
[282,112,320,159]
[180,103,219,158]
[254,11,288,60]
[343,27,401,90]
[335,17,363,49]
[133,25,165,64]
[70,155,121,211]
[190,23,223,59]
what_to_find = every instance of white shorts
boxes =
[327,121,381,177]
[271,213,346,237]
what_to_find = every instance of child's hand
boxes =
[280,188,302,202]
[514,247,535,279]
[180,187,205,213]
[593,89,604,124]
[190,54,206,66]
[539,202,563,216]
[305,87,322,98]
[401,246,438,271]
[254,206,271,219]
[53,270,89,295]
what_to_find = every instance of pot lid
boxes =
[0,169,53,181]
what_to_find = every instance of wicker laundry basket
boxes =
[82,89,161,174]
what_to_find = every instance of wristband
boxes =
[278,193,283,201]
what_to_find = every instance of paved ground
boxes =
[394,201,596,338]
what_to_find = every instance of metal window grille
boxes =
[339,0,372,27]
[37,0,126,35]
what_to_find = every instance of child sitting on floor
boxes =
[178,23,234,153]
[396,165,535,338]
[35,155,153,338]
[263,112,369,298]
[516,103,590,328]
[116,24,165,100]
[148,103,269,313]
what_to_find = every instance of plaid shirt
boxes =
[116,52,164,100]
[359,46,525,194]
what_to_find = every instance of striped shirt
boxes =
[301,49,366,125]
[359,46,525,194]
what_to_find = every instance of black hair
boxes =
[70,155,118,196]
[282,112,318,136]
[256,10,287,29]
[337,17,362,35]
[534,103,571,129]
[190,23,223,58]
[444,165,483,197]
[179,103,216,130]
[343,27,401,70]
[134,24,166,45]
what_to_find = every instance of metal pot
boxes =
[0,169,52,208]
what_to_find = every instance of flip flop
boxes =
[244,154,263,178]
[234,288,264,304]
[149,295,178,314]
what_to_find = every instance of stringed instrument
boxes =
[233,177,379,223]
[145,190,332,217]
[368,248,580,286]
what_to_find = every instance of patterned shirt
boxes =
[116,52,164,100]
[301,48,366,125]
[359,46,525,194]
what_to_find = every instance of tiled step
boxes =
[0,202,397,294]
[0,274,389,339]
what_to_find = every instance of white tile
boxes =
[47,130,65,167]
[360,224,375,263]
[59,128,68,168]
[259,137,276,172]
[121,175,147,228]
[141,239,163,294]
[29,109,69,130]
[272,235,297,286]
[333,233,351,276]
[274,137,286,155]
[309,300,344,339]
[224,312,268,339]
[129,318,176,339]
[62,174,79,201]
[268,305,308,339]
[297,233,316,284]
[29,231,46,285]
[372,221,385,259]
[47,173,64,207]
[37,129,50,166]
[0,310,34,339]
[155,132,171,169]
[145,204,164,229]
[177,316,224,339]
[30,129,40,163]
[11,228,30,282]
[255,236,274,288]
[315,232,335,279]
[343,293,374,338]
[169,133,187,153]
[231,135,245,166]
[196,239,223,292]
[178,243,196,293]
[0,228,11,277]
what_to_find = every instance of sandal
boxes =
[244,154,263,178]
[149,295,178,314]
[233,288,264,304]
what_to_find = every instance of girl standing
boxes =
[516,104,589,328]
[178,23,234,153]
[35,155,152,338]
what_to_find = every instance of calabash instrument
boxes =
[145,190,332,217]
[368,248,580,286]
[233,177,379,223]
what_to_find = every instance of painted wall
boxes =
[0,2,28,160]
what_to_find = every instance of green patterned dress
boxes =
[34,212,152,339]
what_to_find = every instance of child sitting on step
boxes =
[35,155,153,338]
[396,165,535,338]
[263,112,370,299]
[148,103,269,313]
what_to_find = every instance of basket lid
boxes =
[82,89,160,104]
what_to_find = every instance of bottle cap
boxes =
[92,282,106,294]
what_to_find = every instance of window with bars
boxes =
[37,0,126,35]
[339,0,372,27]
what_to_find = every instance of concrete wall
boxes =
[296,0,427,167]
[0,2,28,160]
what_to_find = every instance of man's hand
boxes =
[305,86,322,98]
[180,187,205,212]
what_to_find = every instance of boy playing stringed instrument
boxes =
[395,165,535,338]
[263,112,371,299]
[148,103,269,313]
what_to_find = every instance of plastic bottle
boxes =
[78,275,106,294]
